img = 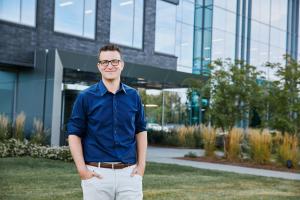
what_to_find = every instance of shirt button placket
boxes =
[113,96,118,141]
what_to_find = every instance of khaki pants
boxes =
[81,165,143,200]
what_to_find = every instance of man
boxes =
[67,44,147,200]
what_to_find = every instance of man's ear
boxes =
[120,60,125,70]
[97,63,101,71]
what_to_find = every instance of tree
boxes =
[208,59,267,132]
[266,55,300,135]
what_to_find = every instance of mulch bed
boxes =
[176,156,300,174]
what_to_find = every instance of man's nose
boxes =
[107,62,114,68]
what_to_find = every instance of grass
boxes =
[1,157,300,200]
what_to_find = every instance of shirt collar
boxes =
[98,80,127,96]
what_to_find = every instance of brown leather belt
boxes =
[86,162,134,169]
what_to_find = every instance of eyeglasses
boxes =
[98,59,121,67]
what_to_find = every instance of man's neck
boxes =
[102,78,120,94]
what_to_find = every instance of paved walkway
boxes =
[146,146,300,180]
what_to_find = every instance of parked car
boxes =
[162,123,185,132]
[146,123,162,131]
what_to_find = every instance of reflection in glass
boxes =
[298,37,300,61]
[270,0,287,30]
[0,0,36,26]
[251,21,269,44]
[83,0,96,38]
[213,6,236,34]
[176,0,195,73]
[251,0,270,24]
[269,45,285,64]
[181,0,194,25]
[214,0,236,12]
[211,29,235,60]
[270,28,286,49]
[155,0,176,55]
[0,71,16,121]
[54,0,96,39]
[211,3,236,61]
[110,0,144,48]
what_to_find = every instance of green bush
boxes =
[0,139,72,162]
[147,126,203,148]
[184,151,198,158]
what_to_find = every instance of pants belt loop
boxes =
[98,162,100,168]
[112,163,114,169]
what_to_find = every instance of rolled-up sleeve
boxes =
[67,93,87,138]
[135,93,147,134]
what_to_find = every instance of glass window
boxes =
[269,45,285,64]
[211,29,225,60]
[110,0,144,48]
[212,6,226,30]
[181,0,194,25]
[179,24,194,68]
[267,46,281,80]
[223,32,235,59]
[270,28,286,49]
[54,0,96,39]
[155,0,177,54]
[0,0,36,26]
[251,0,270,24]
[298,37,300,61]
[270,0,287,30]
[176,0,195,73]
[0,71,16,121]
[251,21,269,44]
[249,40,271,80]
[298,7,300,60]
[213,6,236,34]
[214,0,236,12]
[211,29,235,61]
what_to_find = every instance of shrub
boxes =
[0,138,28,157]
[278,133,299,168]
[184,151,198,158]
[147,126,202,148]
[201,125,216,157]
[248,129,272,164]
[14,112,26,141]
[272,131,283,154]
[0,114,9,141]
[226,128,243,161]
[177,126,201,147]
[0,139,73,162]
[30,118,49,145]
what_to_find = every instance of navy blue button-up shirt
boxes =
[67,80,147,164]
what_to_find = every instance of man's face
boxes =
[97,50,124,81]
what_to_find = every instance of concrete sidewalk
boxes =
[146,146,300,180]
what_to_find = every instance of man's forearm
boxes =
[68,135,86,173]
[136,131,147,166]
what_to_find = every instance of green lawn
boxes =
[0,157,300,200]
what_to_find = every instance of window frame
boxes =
[53,0,97,40]
[0,0,37,27]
